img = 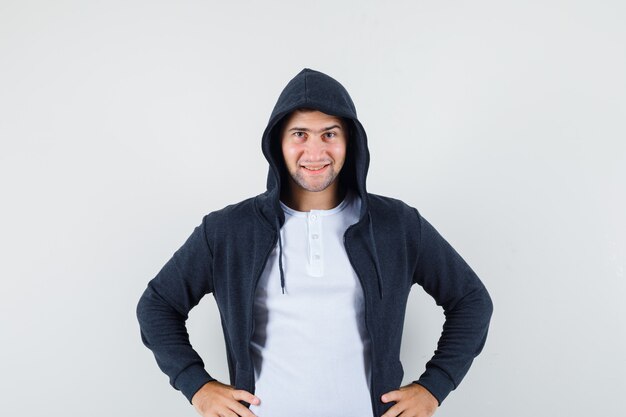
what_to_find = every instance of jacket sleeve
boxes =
[410,208,493,405]
[136,214,217,403]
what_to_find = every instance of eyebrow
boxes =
[287,124,342,134]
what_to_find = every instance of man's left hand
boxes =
[380,383,439,417]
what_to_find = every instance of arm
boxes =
[137,215,263,416]
[410,209,494,405]
[136,214,216,403]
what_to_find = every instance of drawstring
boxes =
[368,211,384,299]
[275,217,286,294]
[274,205,382,299]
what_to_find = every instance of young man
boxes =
[136,68,493,417]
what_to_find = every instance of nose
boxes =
[303,136,328,160]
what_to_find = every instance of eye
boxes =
[293,131,305,138]
[324,131,336,138]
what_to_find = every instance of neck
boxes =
[281,180,347,212]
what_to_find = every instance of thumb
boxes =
[381,390,401,403]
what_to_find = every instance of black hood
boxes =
[260,68,371,223]
[256,68,384,298]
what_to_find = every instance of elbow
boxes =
[136,285,159,327]
[469,284,493,329]
[136,287,149,323]
[136,293,144,324]
[446,282,494,323]
[482,285,494,322]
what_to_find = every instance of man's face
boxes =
[280,109,348,193]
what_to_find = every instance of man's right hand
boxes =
[191,380,261,417]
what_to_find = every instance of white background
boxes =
[1,1,624,416]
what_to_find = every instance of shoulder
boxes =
[366,193,423,237]
[200,194,262,236]
[367,192,419,218]
[206,195,257,218]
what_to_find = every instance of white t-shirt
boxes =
[249,189,373,417]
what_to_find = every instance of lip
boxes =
[300,164,330,175]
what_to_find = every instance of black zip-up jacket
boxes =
[136,68,493,416]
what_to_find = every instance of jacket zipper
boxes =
[246,232,280,389]
[344,228,377,417]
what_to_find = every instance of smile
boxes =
[302,164,330,173]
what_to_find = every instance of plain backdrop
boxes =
[1,1,624,416]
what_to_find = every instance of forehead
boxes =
[282,109,345,129]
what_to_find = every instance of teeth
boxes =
[304,165,328,171]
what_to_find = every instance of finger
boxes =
[231,389,261,406]
[381,390,402,403]
[380,402,406,417]
[230,401,259,417]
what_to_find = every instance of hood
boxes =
[261,68,371,221]
[257,68,384,298]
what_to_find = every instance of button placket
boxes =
[308,211,323,276]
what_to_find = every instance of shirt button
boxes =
[310,214,317,220]
[311,234,319,239]
[313,254,320,260]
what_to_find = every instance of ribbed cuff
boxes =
[412,366,456,406]
[173,364,216,404]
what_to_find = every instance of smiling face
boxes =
[280,109,348,194]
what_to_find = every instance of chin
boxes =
[288,169,339,193]
[301,178,337,193]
